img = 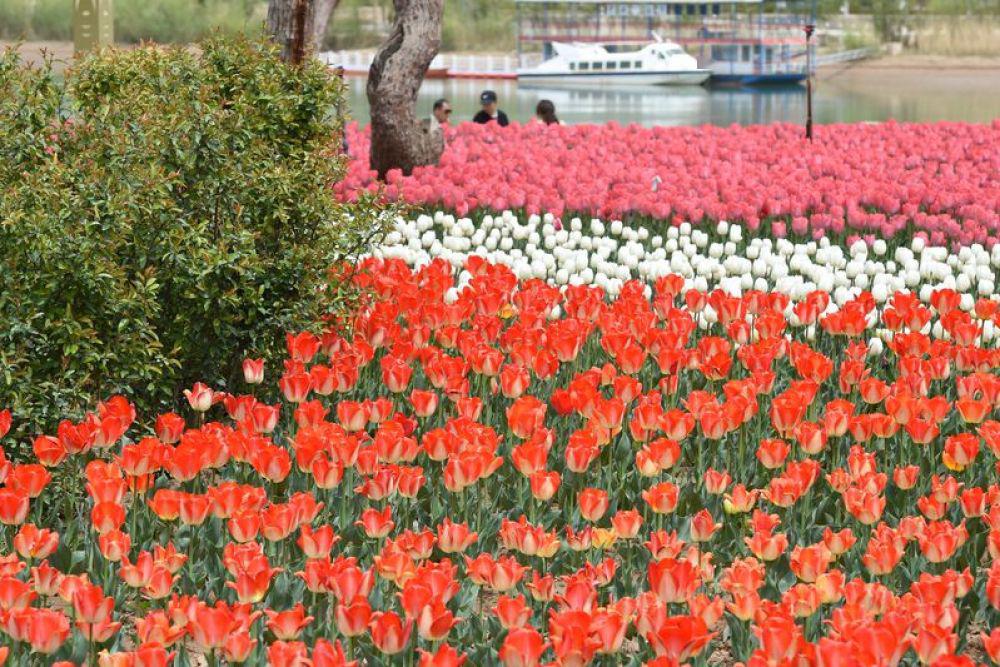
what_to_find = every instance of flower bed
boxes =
[3,257,1000,665]
[339,121,1000,247]
[377,211,1000,309]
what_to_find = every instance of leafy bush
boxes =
[0,36,390,442]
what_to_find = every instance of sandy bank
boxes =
[818,53,1000,89]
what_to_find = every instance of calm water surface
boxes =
[344,74,1000,127]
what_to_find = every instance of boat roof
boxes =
[551,40,684,57]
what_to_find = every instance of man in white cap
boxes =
[472,90,509,127]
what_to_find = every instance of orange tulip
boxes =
[499,626,548,667]
[577,487,609,522]
[648,558,700,604]
[13,524,59,561]
[369,611,413,655]
[265,605,314,641]
[335,596,372,637]
[436,518,478,554]
[642,482,680,514]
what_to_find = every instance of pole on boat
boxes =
[804,23,815,141]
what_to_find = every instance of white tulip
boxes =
[868,337,884,357]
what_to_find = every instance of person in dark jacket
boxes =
[472,90,509,127]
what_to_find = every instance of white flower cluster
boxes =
[377,210,1000,304]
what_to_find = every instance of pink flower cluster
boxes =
[338,120,1000,247]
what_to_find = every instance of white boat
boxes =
[517,40,710,86]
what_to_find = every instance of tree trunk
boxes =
[312,0,340,51]
[267,0,316,63]
[367,0,444,180]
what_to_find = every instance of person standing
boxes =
[426,98,452,134]
[534,99,563,125]
[472,90,509,127]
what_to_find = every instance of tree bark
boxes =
[267,0,316,63]
[367,0,444,180]
[312,0,340,51]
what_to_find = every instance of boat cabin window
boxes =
[592,62,603,70]
[619,61,631,69]
[711,45,739,62]
[742,45,751,61]
[578,62,590,71]
[634,61,642,68]
[606,61,617,70]
[569,62,577,70]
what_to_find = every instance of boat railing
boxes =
[321,50,522,76]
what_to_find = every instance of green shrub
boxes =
[0,36,390,444]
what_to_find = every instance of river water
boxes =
[344,73,1000,127]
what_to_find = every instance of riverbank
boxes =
[818,54,1000,92]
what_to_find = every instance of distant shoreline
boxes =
[6,40,1000,84]
[817,54,1000,89]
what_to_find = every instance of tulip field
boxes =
[339,121,1000,248]
[3,119,1000,666]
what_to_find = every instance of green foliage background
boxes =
[0,0,522,51]
[0,36,390,442]
[2,0,998,55]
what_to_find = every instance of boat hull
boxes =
[516,70,710,86]
[424,67,450,79]
[709,73,808,86]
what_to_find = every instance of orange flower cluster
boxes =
[1,256,1000,665]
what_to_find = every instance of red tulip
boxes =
[267,640,311,667]
[13,524,59,561]
[577,487,609,522]
[369,611,413,655]
[493,594,532,629]
[336,596,372,637]
[499,626,548,667]
[265,604,314,641]
[418,643,467,667]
